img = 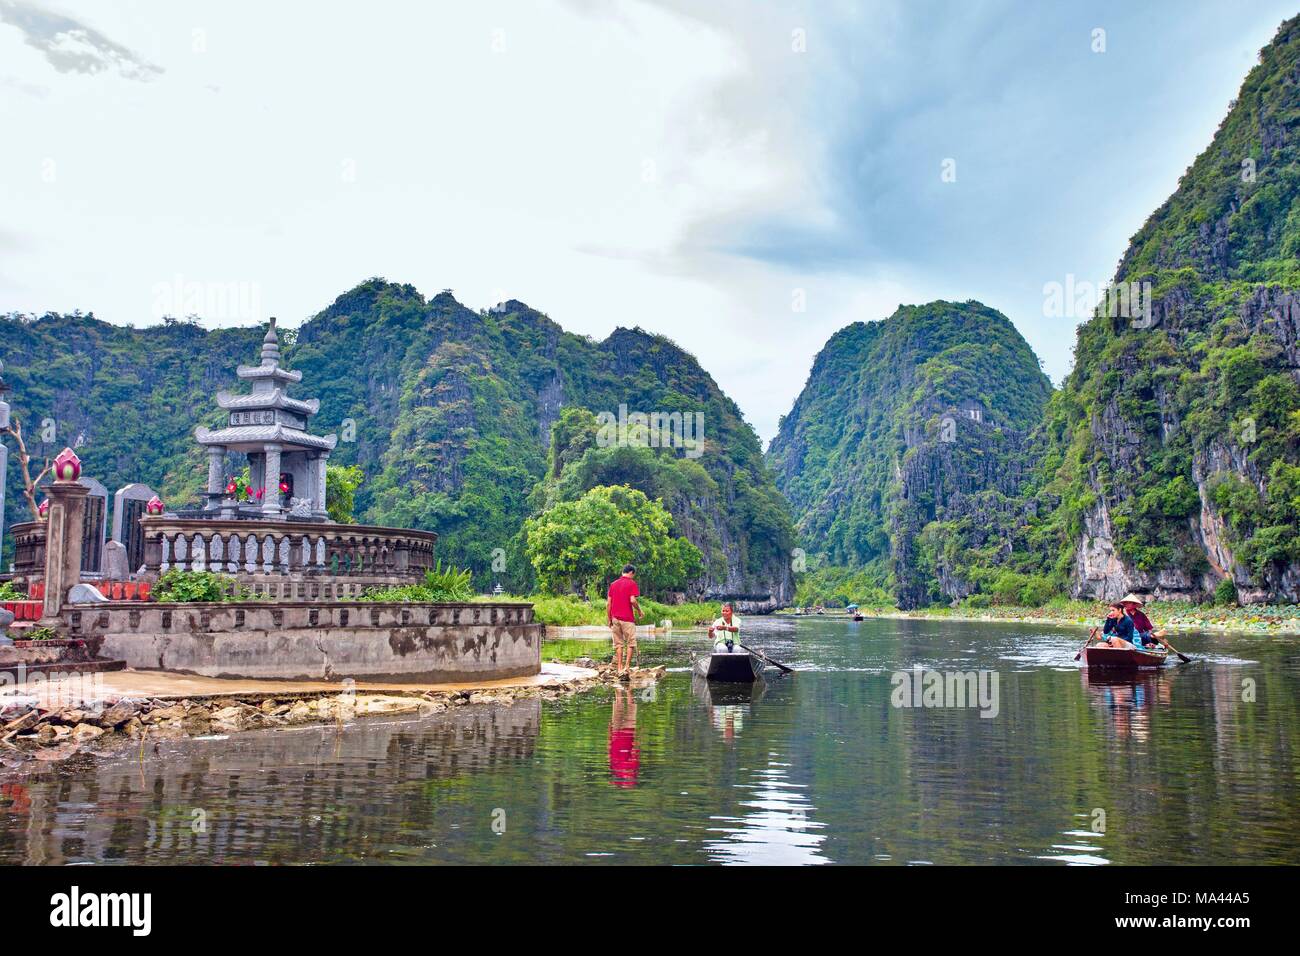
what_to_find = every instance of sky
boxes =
[1,0,1296,444]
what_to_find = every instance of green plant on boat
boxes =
[0,581,27,601]
[360,560,475,604]
[23,625,60,641]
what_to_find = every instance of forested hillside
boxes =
[0,281,794,605]
[1025,14,1300,604]
[772,16,1300,608]
[768,301,1052,608]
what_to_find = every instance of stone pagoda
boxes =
[195,317,336,520]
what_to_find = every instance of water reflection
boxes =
[608,686,639,788]
[703,754,828,865]
[0,699,540,865]
[692,675,765,742]
[1,619,1297,865]
[1081,668,1176,743]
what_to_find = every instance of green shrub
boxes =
[153,569,236,603]
[361,560,475,603]
[0,581,26,601]
[1017,575,1056,607]
[1213,577,1238,606]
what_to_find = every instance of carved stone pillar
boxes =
[206,447,224,505]
[40,470,89,623]
[262,443,282,518]
[317,450,330,516]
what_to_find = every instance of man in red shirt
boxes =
[607,564,642,679]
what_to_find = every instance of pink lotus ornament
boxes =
[37,498,50,520]
[52,447,81,482]
[146,495,165,515]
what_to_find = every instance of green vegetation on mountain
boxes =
[1,282,793,603]
[324,463,365,524]
[1025,15,1300,603]
[777,17,1300,609]
[768,301,1052,608]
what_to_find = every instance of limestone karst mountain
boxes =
[1028,14,1300,603]
[771,15,1300,607]
[0,280,794,606]
[767,301,1052,608]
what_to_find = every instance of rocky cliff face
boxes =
[768,301,1052,608]
[1046,17,1300,603]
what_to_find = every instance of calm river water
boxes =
[1,617,1296,865]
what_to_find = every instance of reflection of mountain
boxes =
[0,700,539,865]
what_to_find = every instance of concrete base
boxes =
[62,601,544,683]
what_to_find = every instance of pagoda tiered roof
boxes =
[194,317,336,453]
[216,388,320,416]
[195,422,336,450]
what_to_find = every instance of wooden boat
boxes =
[1083,644,1168,669]
[693,650,764,683]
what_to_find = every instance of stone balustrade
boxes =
[140,517,438,585]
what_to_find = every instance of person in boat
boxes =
[1120,594,1161,650]
[1100,604,1136,648]
[709,603,742,653]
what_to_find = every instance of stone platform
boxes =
[61,600,543,683]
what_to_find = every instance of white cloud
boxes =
[0,0,160,79]
[0,0,1296,445]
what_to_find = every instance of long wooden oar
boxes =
[1074,627,1099,662]
[738,641,795,674]
[1151,630,1192,664]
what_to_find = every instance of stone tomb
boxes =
[79,476,108,575]
[112,482,157,575]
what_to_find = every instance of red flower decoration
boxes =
[52,447,81,482]
[146,495,165,515]
[37,498,50,519]
[279,481,290,494]
[226,481,237,494]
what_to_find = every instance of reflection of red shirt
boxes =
[607,576,639,622]
[609,728,639,787]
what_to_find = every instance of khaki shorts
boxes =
[610,619,637,650]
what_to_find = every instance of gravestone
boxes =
[80,477,109,574]
[103,539,129,580]
[113,483,157,575]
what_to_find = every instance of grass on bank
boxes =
[837,597,1300,632]
[477,593,721,628]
